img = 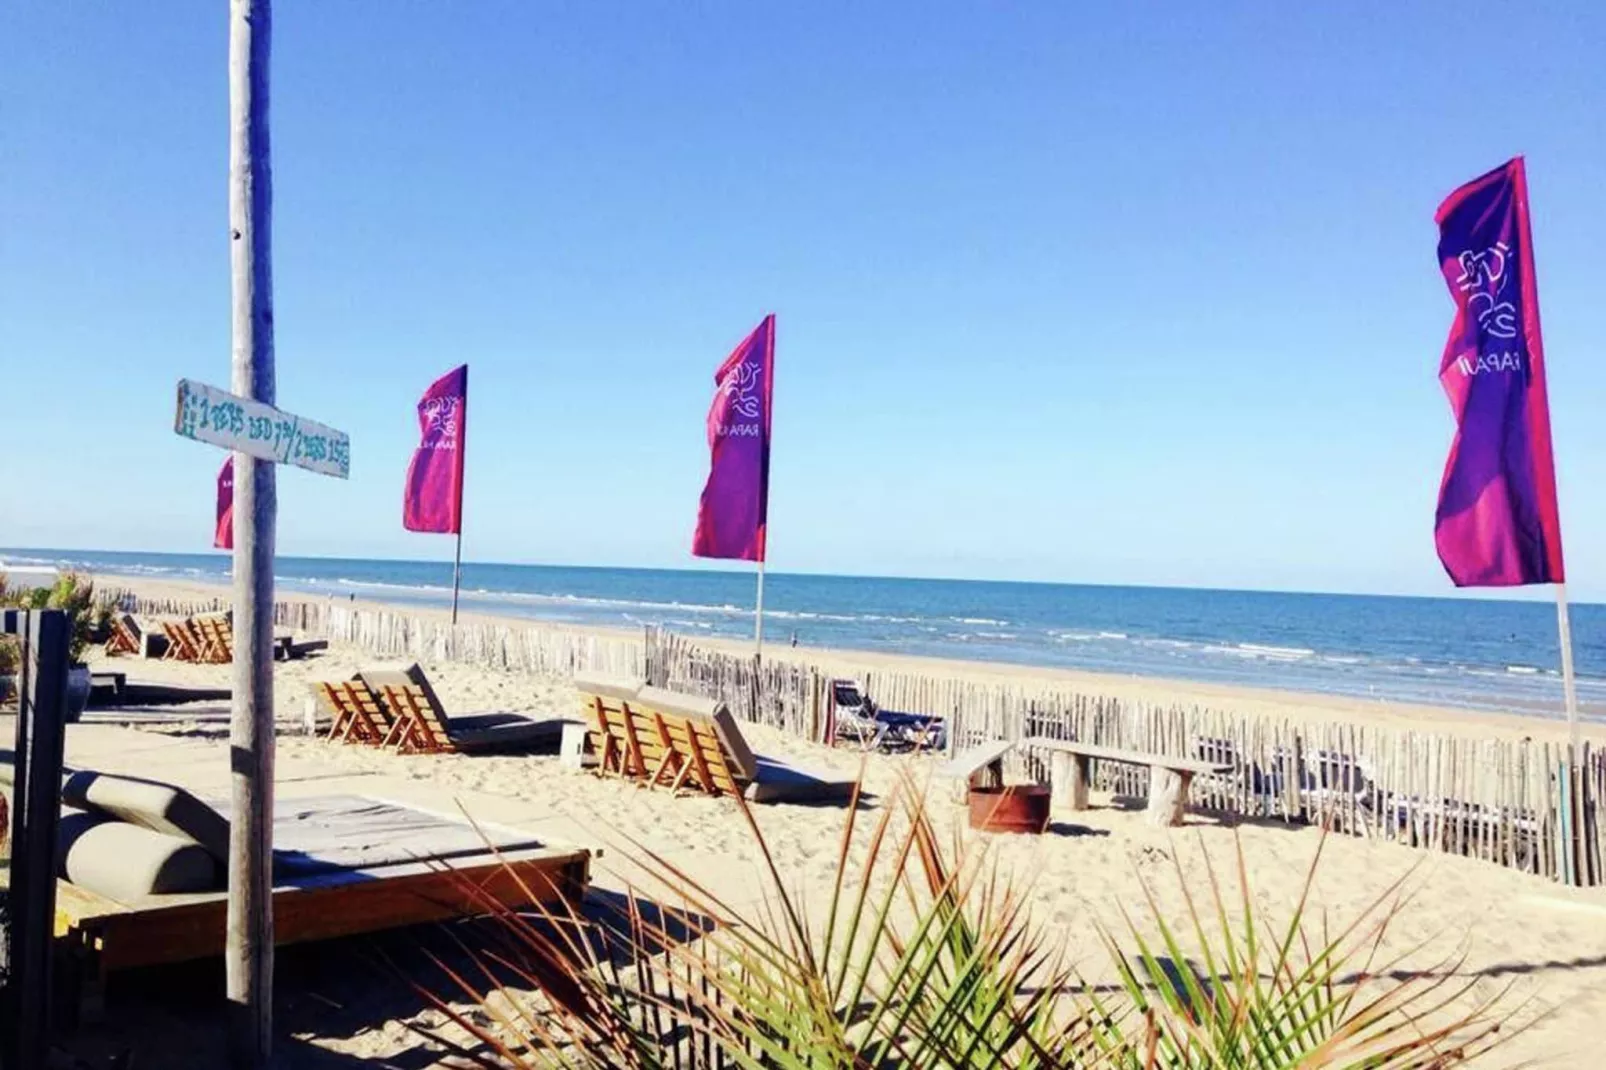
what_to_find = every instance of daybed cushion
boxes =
[62,770,231,862]
[447,712,569,752]
[58,810,221,899]
[744,757,856,805]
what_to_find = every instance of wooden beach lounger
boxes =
[157,619,205,662]
[365,664,567,755]
[103,613,141,657]
[314,679,396,745]
[45,772,593,977]
[192,614,234,663]
[574,673,856,805]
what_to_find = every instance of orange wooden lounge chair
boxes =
[575,675,742,796]
[365,665,565,755]
[192,616,234,664]
[103,614,141,657]
[159,619,205,662]
[314,680,396,746]
[573,674,855,804]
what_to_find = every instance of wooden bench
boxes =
[1021,738,1231,827]
[937,739,1017,800]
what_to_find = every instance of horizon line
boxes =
[4,544,1600,609]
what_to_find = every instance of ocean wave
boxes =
[766,610,861,623]
[1236,643,1316,660]
[953,617,1008,626]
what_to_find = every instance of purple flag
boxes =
[1434,157,1564,587]
[693,316,775,562]
[214,457,234,550]
[403,365,467,534]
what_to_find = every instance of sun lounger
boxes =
[103,614,141,657]
[192,615,234,663]
[573,674,855,804]
[314,679,396,745]
[158,619,205,662]
[364,663,566,755]
[48,772,593,975]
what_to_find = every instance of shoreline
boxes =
[97,571,1603,745]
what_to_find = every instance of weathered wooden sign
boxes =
[174,378,350,478]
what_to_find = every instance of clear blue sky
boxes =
[2,4,1602,598]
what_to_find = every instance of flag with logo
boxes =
[693,315,775,561]
[403,365,468,533]
[214,456,234,550]
[1434,157,1564,587]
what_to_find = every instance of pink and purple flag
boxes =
[214,457,234,551]
[693,315,775,562]
[403,364,468,534]
[1434,157,1564,587]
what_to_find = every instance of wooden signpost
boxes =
[172,373,349,1062]
[175,379,350,479]
[173,370,350,1069]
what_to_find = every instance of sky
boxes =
[2,3,1603,599]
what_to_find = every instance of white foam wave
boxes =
[1236,643,1316,660]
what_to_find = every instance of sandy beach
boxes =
[17,573,1596,1066]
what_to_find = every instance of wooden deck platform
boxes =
[50,840,590,972]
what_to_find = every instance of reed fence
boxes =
[109,592,1605,887]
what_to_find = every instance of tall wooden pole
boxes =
[754,560,766,658]
[227,0,276,1065]
[1556,583,1580,755]
[450,530,463,625]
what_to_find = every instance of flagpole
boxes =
[754,559,766,660]
[450,530,463,626]
[1556,583,1580,755]
[450,365,467,626]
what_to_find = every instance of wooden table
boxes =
[1022,738,1230,827]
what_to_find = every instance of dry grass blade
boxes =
[402,769,1521,1069]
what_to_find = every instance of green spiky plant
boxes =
[6,571,106,664]
[405,771,1515,1069]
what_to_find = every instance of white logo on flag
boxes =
[719,363,763,421]
[1453,241,1519,340]
[421,396,461,445]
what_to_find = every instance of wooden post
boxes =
[227,1,276,1066]
[1147,768,1191,828]
[2,610,70,1070]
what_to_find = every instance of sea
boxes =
[5,547,1604,722]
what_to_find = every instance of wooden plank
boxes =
[940,739,1015,785]
[1147,769,1192,827]
[174,378,351,479]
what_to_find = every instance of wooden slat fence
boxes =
[106,592,1604,886]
